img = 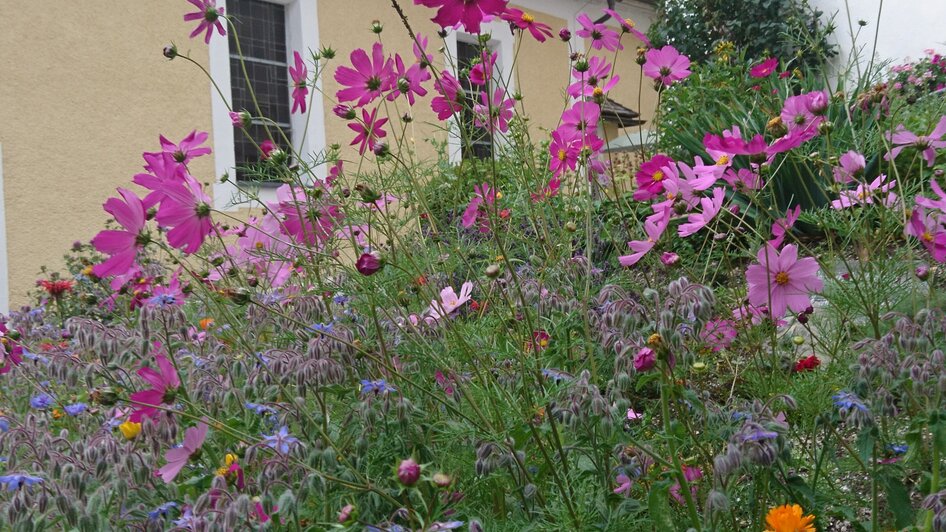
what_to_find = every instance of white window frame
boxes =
[208,0,326,211]
[443,19,516,165]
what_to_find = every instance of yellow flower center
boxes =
[255,241,265,250]
[716,155,730,165]
[775,271,790,285]
[592,87,604,97]
[923,231,935,242]
[558,148,568,161]
[216,466,229,476]
[521,12,534,23]
[647,333,662,347]
[652,170,664,182]
[624,18,636,28]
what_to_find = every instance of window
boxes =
[227,0,291,182]
[456,40,493,160]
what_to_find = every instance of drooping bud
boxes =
[558,28,572,42]
[397,458,421,486]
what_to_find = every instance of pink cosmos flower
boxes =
[129,352,181,422]
[670,465,702,505]
[348,107,389,155]
[259,139,277,160]
[769,205,801,248]
[461,183,498,232]
[429,281,474,320]
[548,128,581,177]
[431,70,464,120]
[560,101,601,137]
[567,56,620,99]
[722,168,761,191]
[575,13,622,52]
[885,116,946,166]
[473,88,514,134]
[780,91,826,133]
[531,177,562,202]
[765,123,820,158]
[700,318,737,351]
[91,188,147,278]
[387,53,428,105]
[184,0,225,44]
[704,125,767,157]
[603,8,651,46]
[678,187,725,236]
[614,474,632,496]
[158,419,209,483]
[414,0,508,34]
[289,51,308,114]
[626,408,644,421]
[916,178,946,212]
[633,154,675,201]
[160,130,212,164]
[335,43,395,107]
[644,46,691,87]
[831,174,897,209]
[469,51,497,86]
[633,347,657,372]
[833,150,866,184]
[154,176,214,254]
[501,8,553,42]
[746,244,824,318]
[906,208,946,262]
[750,57,779,78]
[413,34,434,71]
[619,208,671,267]
[274,184,342,248]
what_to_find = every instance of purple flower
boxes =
[30,393,53,410]
[64,403,87,416]
[0,474,43,491]
[263,426,300,454]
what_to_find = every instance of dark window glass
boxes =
[456,40,493,160]
[228,0,290,182]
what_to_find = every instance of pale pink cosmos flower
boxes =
[619,208,671,267]
[575,13,623,52]
[501,8,553,42]
[414,0,508,34]
[567,56,620,99]
[626,408,643,421]
[885,115,946,166]
[334,43,396,107]
[431,70,464,120]
[603,8,651,46]
[154,176,214,254]
[831,174,897,209]
[750,57,779,78]
[678,187,725,237]
[746,244,824,318]
[289,51,308,114]
[348,107,389,155]
[906,208,946,262]
[643,46,691,87]
[769,205,801,248]
[833,150,866,184]
[158,418,209,483]
[700,318,737,351]
[184,0,225,44]
[917,177,946,212]
[473,88,514,134]
[91,188,147,278]
[129,352,181,422]
[429,281,474,320]
[721,168,761,191]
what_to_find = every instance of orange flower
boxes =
[765,504,816,532]
[199,317,215,330]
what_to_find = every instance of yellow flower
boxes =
[225,453,238,466]
[765,504,816,532]
[52,409,63,420]
[647,333,663,347]
[118,421,142,440]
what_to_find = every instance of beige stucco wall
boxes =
[0,2,214,307]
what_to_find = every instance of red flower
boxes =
[356,252,382,276]
[794,355,820,372]
[38,279,74,297]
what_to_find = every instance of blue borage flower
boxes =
[263,427,300,454]
[0,474,43,491]
[833,391,869,413]
[541,368,573,383]
[148,501,178,521]
[888,443,908,455]
[30,393,54,409]
[307,322,334,336]
[360,379,396,396]
[245,402,277,416]
[64,403,87,416]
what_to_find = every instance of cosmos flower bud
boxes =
[163,44,178,60]
[559,28,571,42]
[337,503,356,524]
[397,458,421,486]
[917,265,930,280]
[432,472,452,487]
[372,142,389,157]
[485,264,501,278]
[356,252,382,276]
[371,20,383,33]
[660,252,679,267]
[320,46,336,60]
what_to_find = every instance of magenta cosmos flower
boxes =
[634,153,675,201]
[833,150,866,184]
[289,51,308,114]
[159,419,209,483]
[348,107,389,155]
[184,0,225,44]
[643,46,691,87]
[704,125,767,157]
[152,176,213,254]
[501,8,553,42]
[548,128,581,178]
[746,244,824,318]
[575,13,622,52]
[749,57,779,78]
[602,8,651,46]
[335,43,395,107]
[387,53,428,105]
[473,88,514,134]
[129,352,181,422]
[567,56,620,99]
[91,188,148,278]
[886,116,946,166]
[769,205,801,248]
[414,0,508,33]
[159,130,212,164]
[906,208,946,262]
[431,70,464,120]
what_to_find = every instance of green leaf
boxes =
[647,481,678,532]
[882,474,915,529]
